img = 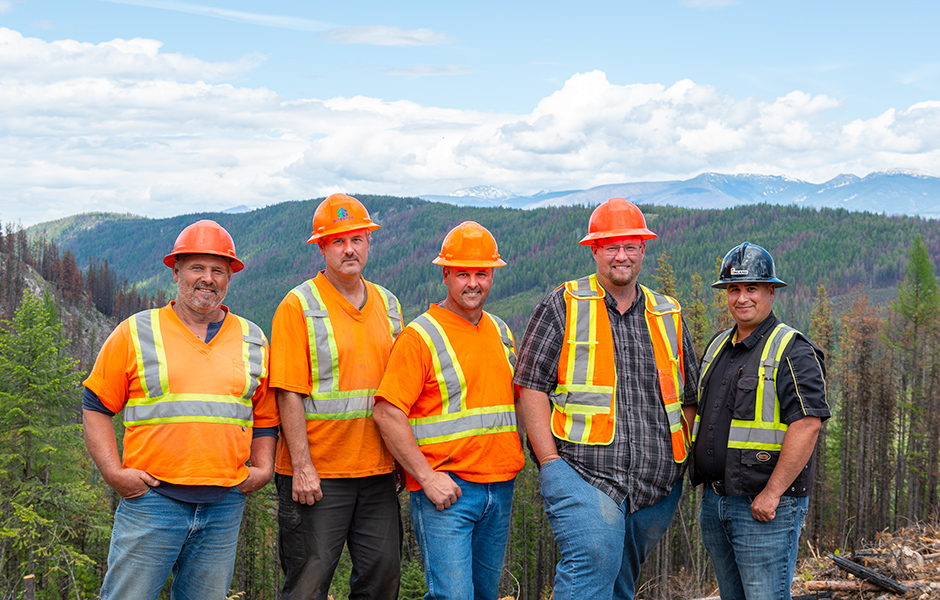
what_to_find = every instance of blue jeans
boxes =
[410,473,516,600]
[539,458,682,600]
[100,487,246,600]
[700,488,809,600]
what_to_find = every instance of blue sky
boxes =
[2,0,940,224]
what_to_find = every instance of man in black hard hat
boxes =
[691,242,830,600]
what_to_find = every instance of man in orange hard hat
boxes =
[83,220,278,600]
[514,198,699,599]
[373,221,524,598]
[271,193,404,599]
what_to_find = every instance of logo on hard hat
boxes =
[334,207,352,223]
[731,268,749,276]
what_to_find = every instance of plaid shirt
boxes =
[513,282,699,510]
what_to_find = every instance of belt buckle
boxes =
[710,480,724,496]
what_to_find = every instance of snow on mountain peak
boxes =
[451,185,516,200]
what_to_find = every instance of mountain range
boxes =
[419,170,940,217]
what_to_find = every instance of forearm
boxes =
[275,388,314,469]
[372,401,437,485]
[764,416,821,497]
[517,387,559,465]
[83,409,122,483]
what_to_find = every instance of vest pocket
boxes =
[739,448,779,477]
[732,374,759,420]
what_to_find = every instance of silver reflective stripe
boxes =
[567,413,587,442]
[302,393,373,416]
[131,310,167,398]
[125,396,253,423]
[570,276,595,391]
[411,410,517,442]
[486,312,516,370]
[759,325,797,423]
[374,284,403,337]
[410,314,463,415]
[292,281,339,396]
[728,426,786,447]
[692,328,732,441]
[550,389,610,409]
[241,318,265,400]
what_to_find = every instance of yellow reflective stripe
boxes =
[485,312,516,370]
[234,315,266,401]
[301,389,375,420]
[129,309,169,399]
[373,283,403,338]
[291,280,341,397]
[409,314,467,415]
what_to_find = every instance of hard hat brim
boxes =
[711,277,787,289]
[163,251,245,273]
[579,229,658,245]
[432,257,507,268]
[306,222,380,244]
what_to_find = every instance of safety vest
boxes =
[406,311,517,446]
[291,278,402,421]
[691,322,798,452]
[123,308,265,427]
[549,276,688,461]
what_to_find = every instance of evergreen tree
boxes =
[0,291,110,599]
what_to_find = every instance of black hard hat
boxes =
[712,242,787,289]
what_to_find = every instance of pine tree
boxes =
[0,291,111,599]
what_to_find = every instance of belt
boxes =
[708,480,727,496]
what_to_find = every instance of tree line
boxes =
[5,201,940,598]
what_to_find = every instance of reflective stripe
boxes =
[373,284,403,338]
[410,407,517,445]
[124,393,253,426]
[124,309,262,427]
[691,330,733,442]
[551,275,614,416]
[291,278,401,421]
[407,312,517,446]
[487,313,517,370]
[301,392,374,420]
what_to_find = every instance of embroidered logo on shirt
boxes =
[756,451,772,462]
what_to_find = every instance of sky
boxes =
[2,0,940,225]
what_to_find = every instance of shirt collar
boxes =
[732,312,779,349]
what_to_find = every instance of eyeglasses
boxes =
[598,243,642,256]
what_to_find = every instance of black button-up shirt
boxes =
[693,312,830,485]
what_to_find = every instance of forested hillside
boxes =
[8,200,940,599]
[32,196,940,337]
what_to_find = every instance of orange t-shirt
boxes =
[270,272,397,478]
[83,304,279,487]
[375,304,524,491]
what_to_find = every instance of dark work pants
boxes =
[276,472,402,600]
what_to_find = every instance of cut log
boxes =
[826,553,910,595]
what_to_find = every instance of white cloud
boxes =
[2,30,940,226]
[0,1,12,14]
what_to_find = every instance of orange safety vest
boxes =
[549,275,689,461]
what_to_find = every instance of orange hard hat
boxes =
[432,221,507,268]
[162,220,244,272]
[579,197,657,245]
[307,193,380,243]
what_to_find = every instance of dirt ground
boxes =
[791,523,940,599]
